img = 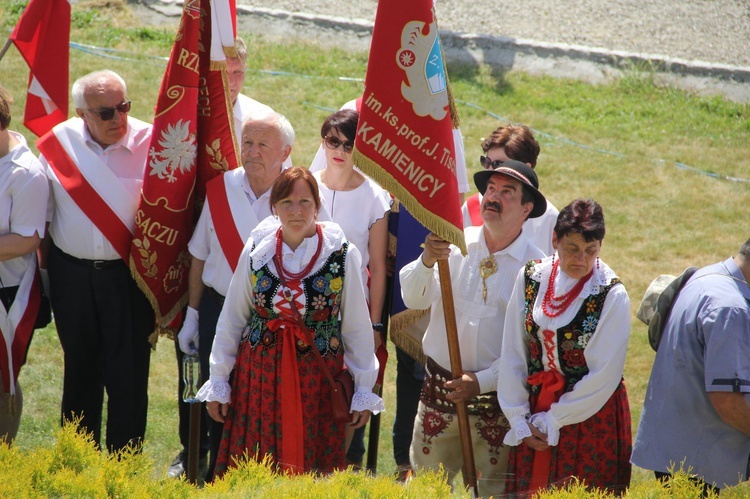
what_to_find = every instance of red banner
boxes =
[9,0,70,137]
[353,0,465,254]
[129,0,239,329]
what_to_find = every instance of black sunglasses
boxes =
[324,135,354,153]
[479,155,506,170]
[87,99,131,121]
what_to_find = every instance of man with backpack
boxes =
[632,238,750,493]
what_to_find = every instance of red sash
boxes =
[37,132,132,261]
[466,193,483,226]
[0,271,41,394]
[206,175,245,272]
[527,368,566,492]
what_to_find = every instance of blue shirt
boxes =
[632,257,750,488]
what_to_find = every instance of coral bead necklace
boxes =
[274,224,323,281]
[542,259,593,318]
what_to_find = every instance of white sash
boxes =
[224,169,259,243]
[50,118,140,232]
[0,254,36,397]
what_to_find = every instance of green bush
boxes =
[4,423,748,497]
[0,423,455,498]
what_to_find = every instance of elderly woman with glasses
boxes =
[496,198,632,496]
[312,109,392,467]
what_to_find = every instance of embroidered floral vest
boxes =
[522,260,622,394]
[242,243,348,358]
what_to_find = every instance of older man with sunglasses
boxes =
[461,124,558,256]
[37,70,154,454]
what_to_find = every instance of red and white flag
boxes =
[9,0,71,137]
[353,0,465,254]
[129,0,239,330]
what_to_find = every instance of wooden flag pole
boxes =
[437,259,479,497]
[186,401,201,484]
[0,38,13,63]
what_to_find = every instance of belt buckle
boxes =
[92,260,107,270]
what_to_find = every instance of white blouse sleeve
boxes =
[340,243,384,414]
[542,284,631,432]
[399,254,441,310]
[496,266,534,445]
[196,240,255,404]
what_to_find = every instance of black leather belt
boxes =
[54,245,123,270]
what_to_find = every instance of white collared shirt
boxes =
[42,117,151,260]
[399,225,545,393]
[189,168,272,295]
[0,132,48,286]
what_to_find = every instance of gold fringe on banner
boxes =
[441,47,460,130]
[389,309,429,365]
[224,45,238,59]
[129,255,187,345]
[209,59,226,72]
[353,151,467,256]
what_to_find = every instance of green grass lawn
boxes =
[2,0,750,493]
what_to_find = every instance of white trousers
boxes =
[410,400,510,497]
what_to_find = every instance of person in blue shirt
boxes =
[632,238,750,494]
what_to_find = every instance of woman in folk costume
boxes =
[198,167,383,475]
[0,85,49,441]
[497,198,632,495]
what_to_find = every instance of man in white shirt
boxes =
[399,160,547,496]
[0,85,49,442]
[172,112,294,481]
[38,70,154,454]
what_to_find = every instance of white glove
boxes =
[177,306,199,355]
[39,268,51,298]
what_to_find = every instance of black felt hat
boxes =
[473,160,547,219]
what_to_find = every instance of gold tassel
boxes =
[209,59,226,72]
[389,309,429,365]
[224,45,238,59]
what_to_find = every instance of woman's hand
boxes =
[373,329,383,350]
[522,422,550,451]
[206,401,230,423]
[349,410,372,429]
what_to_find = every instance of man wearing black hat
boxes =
[399,160,546,496]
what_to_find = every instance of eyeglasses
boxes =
[324,135,354,153]
[480,155,505,170]
[87,100,131,121]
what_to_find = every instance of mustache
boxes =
[483,201,502,213]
